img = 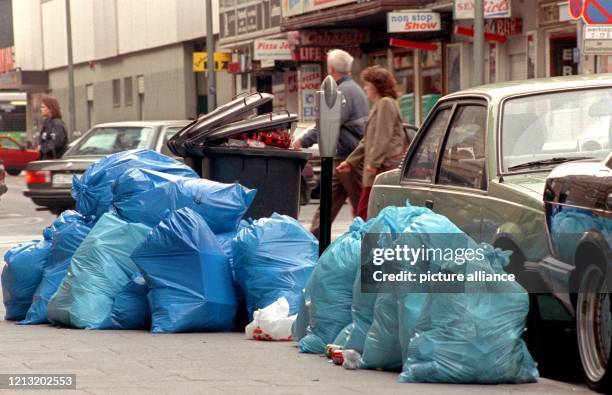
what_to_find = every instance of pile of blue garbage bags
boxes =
[294,204,540,385]
[2,149,318,333]
[2,148,540,385]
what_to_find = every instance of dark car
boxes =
[540,153,612,392]
[0,160,7,198]
[23,121,189,214]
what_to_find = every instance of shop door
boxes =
[550,37,578,76]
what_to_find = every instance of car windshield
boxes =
[501,87,612,172]
[66,127,153,156]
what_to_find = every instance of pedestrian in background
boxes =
[337,66,405,220]
[294,49,369,238]
[38,95,68,160]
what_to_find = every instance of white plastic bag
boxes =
[245,297,297,341]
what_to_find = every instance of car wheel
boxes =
[576,263,612,393]
[6,168,21,176]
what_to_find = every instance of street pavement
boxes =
[0,174,592,394]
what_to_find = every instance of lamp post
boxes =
[206,0,216,112]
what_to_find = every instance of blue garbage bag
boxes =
[1,240,51,321]
[98,274,151,330]
[132,207,238,333]
[72,149,197,218]
[112,169,256,232]
[233,213,318,320]
[47,213,151,329]
[298,218,366,354]
[43,210,84,241]
[20,212,94,325]
[360,294,402,371]
[399,245,539,384]
[343,205,432,353]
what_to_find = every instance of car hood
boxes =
[25,156,102,172]
[501,172,548,198]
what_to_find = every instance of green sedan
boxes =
[368,74,612,379]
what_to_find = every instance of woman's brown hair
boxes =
[360,66,398,99]
[41,95,62,119]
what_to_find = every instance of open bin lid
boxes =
[167,92,274,157]
[184,112,299,156]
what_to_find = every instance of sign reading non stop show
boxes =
[387,12,442,33]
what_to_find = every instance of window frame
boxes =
[112,79,121,108]
[124,77,133,107]
[435,102,489,192]
[400,97,490,193]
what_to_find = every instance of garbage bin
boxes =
[200,146,311,219]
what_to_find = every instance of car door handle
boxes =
[425,199,434,209]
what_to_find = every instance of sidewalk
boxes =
[0,310,590,395]
[0,202,592,394]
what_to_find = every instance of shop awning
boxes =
[454,26,507,43]
[0,70,48,93]
[389,38,439,51]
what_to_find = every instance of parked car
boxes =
[368,74,612,378]
[23,121,189,214]
[0,160,7,199]
[0,135,40,175]
[541,153,612,392]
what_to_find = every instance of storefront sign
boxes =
[387,12,441,33]
[485,17,522,36]
[583,24,612,54]
[220,0,281,41]
[297,29,369,46]
[454,0,511,19]
[253,39,292,60]
[284,0,355,16]
[298,64,321,121]
[193,52,233,72]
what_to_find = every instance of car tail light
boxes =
[25,170,51,184]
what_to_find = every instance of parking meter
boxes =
[316,75,343,255]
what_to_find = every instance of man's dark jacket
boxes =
[299,75,369,160]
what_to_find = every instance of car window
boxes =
[502,88,612,172]
[438,105,487,190]
[160,127,182,156]
[67,127,153,156]
[0,137,20,150]
[404,108,452,182]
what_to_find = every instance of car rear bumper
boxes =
[23,188,74,209]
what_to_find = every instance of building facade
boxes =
[8,0,233,141]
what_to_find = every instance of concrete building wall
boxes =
[12,0,44,70]
[48,43,193,135]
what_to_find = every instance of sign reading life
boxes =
[387,12,442,33]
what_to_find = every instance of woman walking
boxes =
[38,95,68,160]
[337,66,405,220]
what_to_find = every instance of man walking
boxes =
[294,49,369,238]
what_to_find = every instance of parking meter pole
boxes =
[319,157,333,255]
[316,76,343,255]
